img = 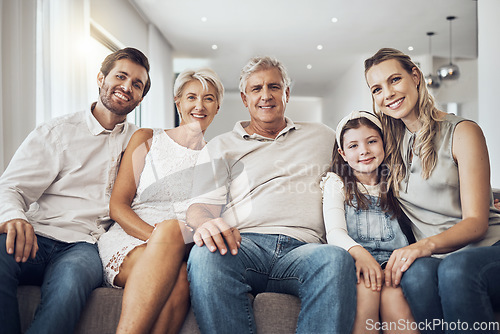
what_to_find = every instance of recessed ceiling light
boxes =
[211,44,218,50]
[201,17,208,22]
[331,17,338,23]
[307,64,312,70]
[317,45,323,50]
[408,46,414,51]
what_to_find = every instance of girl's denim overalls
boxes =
[345,195,410,266]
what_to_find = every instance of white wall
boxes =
[478,0,500,189]
[204,92,323,141]
[321,55,373,131]
[90,0,148,52]
[140,24,174,129]
[287,95,323,123]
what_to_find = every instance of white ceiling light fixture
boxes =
[437,16,460,80]
[425,32,440,89]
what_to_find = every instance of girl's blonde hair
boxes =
[364,48,441,194]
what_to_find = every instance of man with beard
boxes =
[0,47,150,334]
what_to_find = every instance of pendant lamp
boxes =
[425,32,440,89]
[437,16,460,80]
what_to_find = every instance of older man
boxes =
[0,47,150,334]
[187,56,356,333]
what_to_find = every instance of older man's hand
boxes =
[0,218,39,262]
[193,218,241,255]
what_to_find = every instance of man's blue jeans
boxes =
[400,242,500,334]
[0,234,103,334]
[187,233,357,334]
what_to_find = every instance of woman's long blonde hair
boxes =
[364,48,442,194]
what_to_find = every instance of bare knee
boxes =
[356,283,380,317]
[149,220,186,246]
[380,286,413,321]
[353,283,381,334]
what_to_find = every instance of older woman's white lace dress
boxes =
[98,129,200,287]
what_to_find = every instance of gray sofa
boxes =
[17,283,500,334]
[16,190,500,334]
[17,286,301,334]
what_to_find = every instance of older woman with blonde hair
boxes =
[364,47,500,334]
[98,68,224,334]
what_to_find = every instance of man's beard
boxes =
[99,83,140,116]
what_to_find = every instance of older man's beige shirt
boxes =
[190,118,335,244]
[0,110,137,243]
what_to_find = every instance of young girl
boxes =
[322,110,418,334]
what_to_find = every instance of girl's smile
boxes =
[339,124,385,185]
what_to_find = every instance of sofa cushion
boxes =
[254,293,300,333]
[76,287,123,334]
[18,285,500,333]
[17,286,123,334]
[17,285,41,333]
[17,286,302,334]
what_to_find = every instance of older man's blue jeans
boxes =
[400,242,500,334]
[187,233,357,334]
[0,234,103,334]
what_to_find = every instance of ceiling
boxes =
[131,0,477,97]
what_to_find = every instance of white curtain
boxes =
[1,0,37,171]
[36,0,90,123]
[140,23,175,129]
[0,0,4,170]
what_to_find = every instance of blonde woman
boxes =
[98,68,224,334]
[364,48,500,334]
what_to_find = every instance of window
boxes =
[89,21,142,126]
